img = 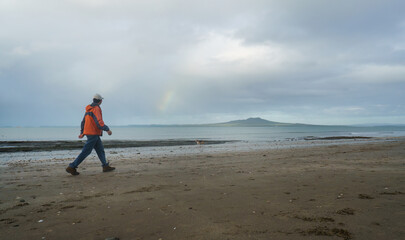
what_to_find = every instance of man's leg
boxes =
[94,136,108,167]
[69,135,98,168]
[94,137,116,172]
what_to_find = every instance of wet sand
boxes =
[0,139,404,240]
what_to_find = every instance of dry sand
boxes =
[0,139,404,240]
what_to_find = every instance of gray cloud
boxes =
[1,0,405,126]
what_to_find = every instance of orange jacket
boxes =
[80,103,110,136]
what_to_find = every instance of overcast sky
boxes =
[1,0,405,126]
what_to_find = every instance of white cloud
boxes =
[178,31,299,78]
[10,46,31,56]
[323,106,366,116]
[348,64,405,83]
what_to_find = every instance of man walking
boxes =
[66,94,115,175]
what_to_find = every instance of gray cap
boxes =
[93,93,104,100]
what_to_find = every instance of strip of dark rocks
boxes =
[0,140,235,153]
[304,136,372,141]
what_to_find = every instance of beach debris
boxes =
[337,193,344,199]
[105,238,119,240]
[195,140,204,144]
[173,227,176,230]
[38,220,44,223]
[19,199,25,203]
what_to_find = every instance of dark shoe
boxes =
[103,165,115,172]
[66,166,79,176]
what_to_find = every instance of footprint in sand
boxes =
[295,215,335,223]
[358,194,374,199]
[380,191,404,195]
[123,184,167,194]
[60,205,75,210]
[0,218,17,225]
[298,226,352,240]
[336,208,355,215]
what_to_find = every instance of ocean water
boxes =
[1,125,405,142]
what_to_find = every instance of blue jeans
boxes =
[69,135,108,168]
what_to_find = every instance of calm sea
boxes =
[1,125,405,141]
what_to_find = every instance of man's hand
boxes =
[78,134,84,139]
[107,130,112,136]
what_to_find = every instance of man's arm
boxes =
[94,106,111,134]
[79,114,86,138]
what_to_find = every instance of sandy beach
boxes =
[1,139,404,240]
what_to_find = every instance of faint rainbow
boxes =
[158,90,175,112]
